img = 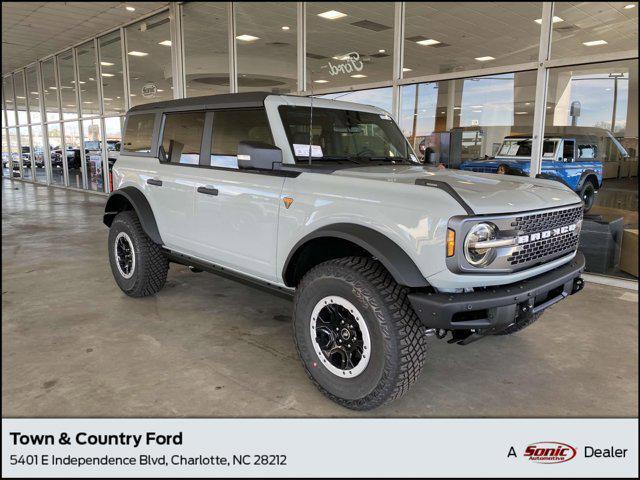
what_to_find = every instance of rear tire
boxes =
[108,210,168,297]
[293,257,427,410]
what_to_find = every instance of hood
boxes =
[331,164,580,215]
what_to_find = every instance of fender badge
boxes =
[283,197,294,209]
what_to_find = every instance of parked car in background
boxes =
[459,127,627,211]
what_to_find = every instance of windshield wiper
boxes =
[304,155,363,164]
[356,155,414,164]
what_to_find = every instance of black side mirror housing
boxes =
[237,141,282,170]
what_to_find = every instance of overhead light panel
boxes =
[281,26,290,30]
[515,111,528,115]
[402,67,412,72]
[100,61,114,66]
[475,56,495,61]
[318,10,347,20]
[624,4,636,9]
[416,38,441,46]
[350,74,367,78]
[101,73,115,77]
[236,34,260,42]
[158,40,172,46]
[128,51,148,56]
[125,6,135,12]
[534,16,564,24]
[313,79,329,83]
[583,40,608,46]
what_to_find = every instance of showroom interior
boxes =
[2,2,638,416]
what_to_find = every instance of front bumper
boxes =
[408,251,585,334]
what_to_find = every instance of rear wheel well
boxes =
[103,194,134,227]
[285,237,371,287]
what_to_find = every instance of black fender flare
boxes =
[576,170,600,191]
[282,223,429,288]
[103,186,163,245]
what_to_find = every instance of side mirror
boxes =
[237,141,282,170]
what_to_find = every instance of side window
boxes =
[123,114,155,153]
[160,112,206,165]
[578,144,597,159]
[209,109,273,168]
[562,140,575,162]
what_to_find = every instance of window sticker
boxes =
[293,144,323,157]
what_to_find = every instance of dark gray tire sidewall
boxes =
[294,272,393,401]
[108,213,144,294]
[581,183,595,211]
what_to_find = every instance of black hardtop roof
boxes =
[127,91,273,114]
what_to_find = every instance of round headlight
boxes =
[464,223,498,267]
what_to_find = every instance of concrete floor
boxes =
[2,178,638,417]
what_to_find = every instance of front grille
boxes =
[507,206,583,267]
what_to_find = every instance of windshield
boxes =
[498,139,557,157]
[278,106,415,165]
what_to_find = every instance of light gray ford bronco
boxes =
[104,92,585,410]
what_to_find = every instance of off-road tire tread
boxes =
[109,210,168,297]
[293,256,427,410]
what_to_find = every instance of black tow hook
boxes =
[572,277,585,294]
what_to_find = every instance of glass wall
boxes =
[319,86,393,111]
[14,71,28,125]
[26,65,41,124]
[99,31,126,116]
[8,127,19,177]
[1,129,9,177]
[63,121,82,189]
[57,50,78,120]
[47,123,64,186]
[104,116,123,191]
[399,70,537,168]
[182,2,230,97]
[306,2,395,89]
[125,11,173,106]
[545,58,638,278]
[31,124,46,183]
[82,118,104,191]
[5,76,15,126]
[236,2,297,93]
[41,58,60,122]
[77,41,100,118]
[19,126,32,180]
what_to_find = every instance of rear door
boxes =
[191,108,285,282]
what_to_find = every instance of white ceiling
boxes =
[2,2,168,74]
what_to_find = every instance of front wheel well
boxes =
[284,237,370,287]
[103,194,134,227]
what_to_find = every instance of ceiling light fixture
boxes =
[100,61,114,66]
[350,74,367,78]
[402,67,412,72]
[534,16,563,24]
[101,73,115,77]
[515,111,528,115]
[158,40,172,46]
[125,6,135,12]
[624,4,636,9]
[475,56,495,61]
[318,10,347,20]
[236,34,260,42]
[378,49,386,53]
[583,40,608,46]
[127,51,148,56]
[281,26,290,30]
[313,79,329,83]
[416,38,440,46]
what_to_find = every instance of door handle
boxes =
[197,186,219,196]
[147,178,163,186]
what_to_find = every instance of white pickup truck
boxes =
[104,92,585,410]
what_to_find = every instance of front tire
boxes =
[293,257,427,410]
[108,210,169,297]
[579,182,596,212]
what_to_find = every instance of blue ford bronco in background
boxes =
[460,127,629,212]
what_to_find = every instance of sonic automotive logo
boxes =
[524,441,577,464]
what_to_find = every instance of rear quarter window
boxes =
[123,113,155,153]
